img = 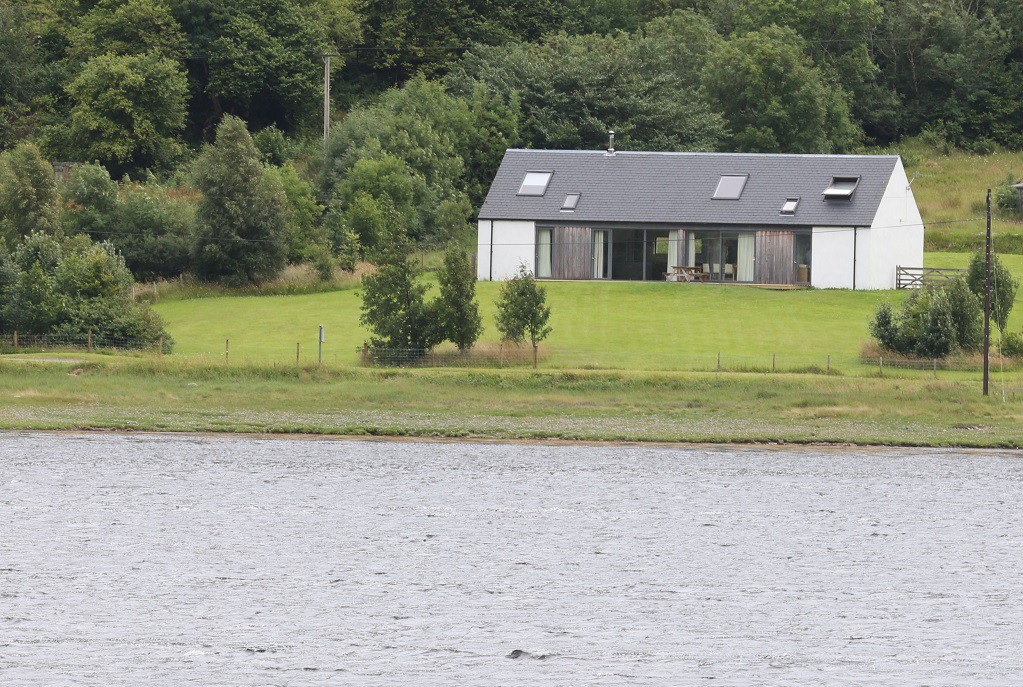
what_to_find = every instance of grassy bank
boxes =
[1,358,1022,448]
[893,140,1023,252]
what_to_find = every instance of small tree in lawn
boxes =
[435,246,483,353]
[359,206,440,358]
[495,264,552,368]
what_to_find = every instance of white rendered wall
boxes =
[476,219,536,281]
[810,227,856,289]
[867,158,925,289]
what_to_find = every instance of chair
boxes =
[724,264,734,280]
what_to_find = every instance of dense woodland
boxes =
[1,0,1022,297]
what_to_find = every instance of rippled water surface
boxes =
[2,433,1023,685]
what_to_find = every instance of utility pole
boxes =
[983,189,992,397]
[322,50,338,147]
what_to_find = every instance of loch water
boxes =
[2,433,1022,685]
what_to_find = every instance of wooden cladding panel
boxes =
[552,226,592,280]
[754,230,794,284]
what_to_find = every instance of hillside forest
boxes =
[1,0,1022,305]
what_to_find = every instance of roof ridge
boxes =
[505,148,900,160]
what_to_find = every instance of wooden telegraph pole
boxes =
[322,50,338,147]
[983,189,992,396]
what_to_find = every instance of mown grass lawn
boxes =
[155,252,1023,370]
[155,280,910,369]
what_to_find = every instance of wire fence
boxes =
[3,331,1020,382]
[0,331,166,355]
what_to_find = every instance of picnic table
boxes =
[664,266,710,282]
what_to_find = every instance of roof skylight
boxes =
[561,193,580,211]
[713,175,748,199]
[823,176,859,199]
[780,197,800,215]
[518,171,552,196]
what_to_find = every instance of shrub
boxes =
[0,232,171,349]
[993,172,1020,213]
[253,125,291,166]
[1001,332,1023,358]
[869,278,981,358]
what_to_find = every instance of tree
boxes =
[67,0,186,62]
[66,52,188,176]
[0,4,44,148]
[966,250,1019,336]
[265,163,326,264]
[192,116,289,284]
[435,247,483,353]
[0,143,60,243]
[174,0,331,132]
[448,29,725,154]
[701,25,860,153]
[358,210,439,355]
[495,264,552,368]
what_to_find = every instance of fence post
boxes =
[827,354,831,373]
[717,351,721,371]
[226,338,229,366]
[153,282,158,302]
[933,358,937,379]
[772,352,776,372]
[500,342,504,368]
[158,336,163,358]
[879,356,883,377]
[297,342,300,365]
[13,330,17,353]
[87,328,92,353]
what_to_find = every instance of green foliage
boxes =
[322,204,361,272]
[253,126,292,166]
[435,247,483,352]
[0,143,60,242]
[266,163,325,264]
[67,0,186,61]
[62,163,195,281]
[993,172,1021,213]
[870,279,982,358]
[324,77,518,228]
[175,0,328,131]
[330,153,432,242]
[702,25,860,153]
[0,4,45,148]
[1001,331,1023,358]
[65,52,188,176]
[434,195,474,244]
[966,250,1019,334]
[0,232,171,348]
[192,116,289,284]
[359,212,440,353]
[448,26,725,153]
[495,264,552,365]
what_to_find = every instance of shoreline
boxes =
[5,427,1022,455]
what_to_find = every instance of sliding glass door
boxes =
[687,230,755,282]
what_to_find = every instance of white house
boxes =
[477,148,924,289]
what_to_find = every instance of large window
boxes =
[536,228,552,278]
[713,175,748,199]
[794,233,812,283]
[687,230,755,282]
[592,230,608,279]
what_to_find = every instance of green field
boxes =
[895,141,1023,250]
[1,359,1021,447]
[154,255,1023,371]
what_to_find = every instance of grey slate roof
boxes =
[478,149,901,227]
